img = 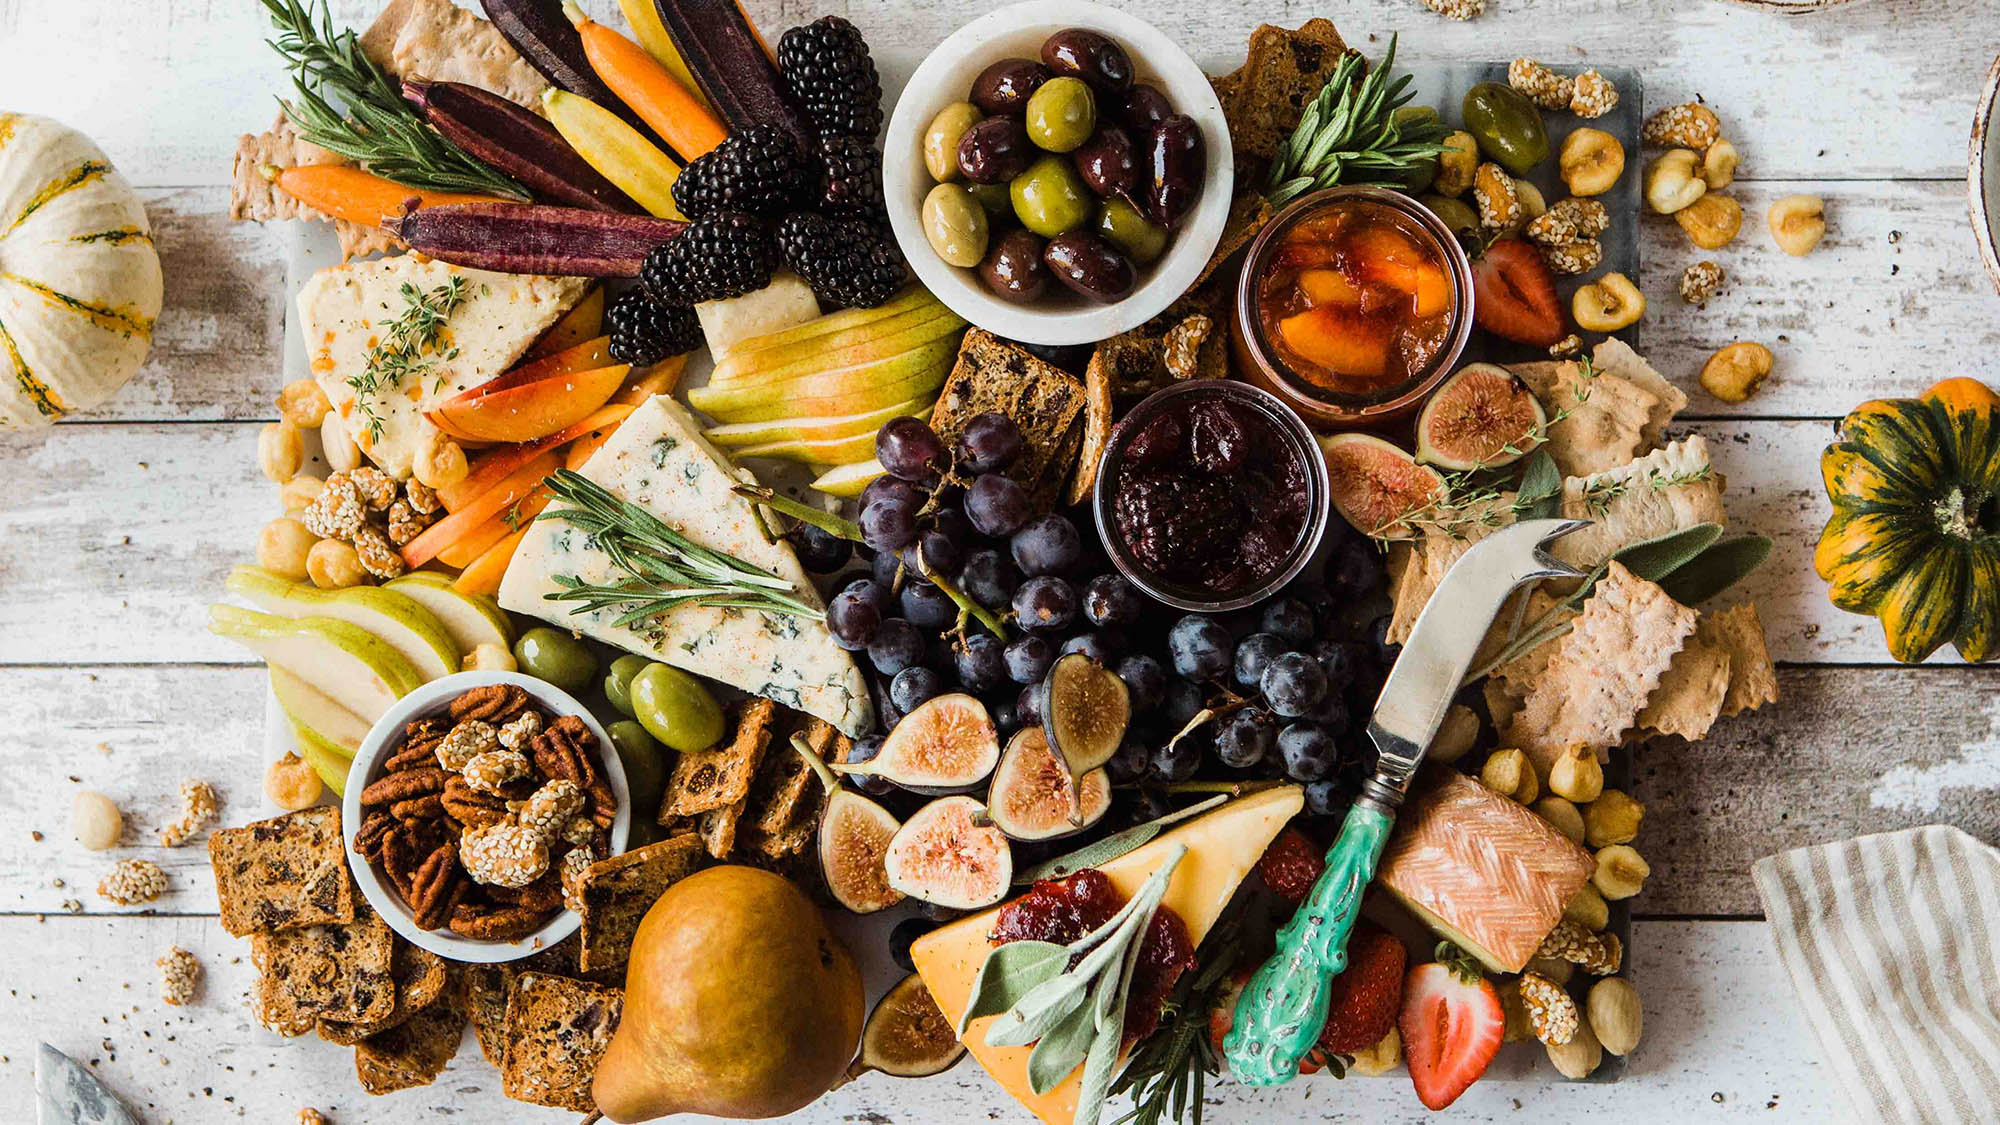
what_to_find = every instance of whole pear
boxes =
[593,865,864,1121]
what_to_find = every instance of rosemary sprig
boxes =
[1109,919,1250,1125]
[538,469,820,623]
[260,0,527,199]
[1265,35,1450,206]
[348,277,468,442]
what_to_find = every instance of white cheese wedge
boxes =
[695,270,820,361]
[298,257,587,478]
[498,396,874,736]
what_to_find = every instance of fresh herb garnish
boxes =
[1264,35,1450,207]
[259,0,527,199]
[539,469,820,624]
[348,277,468,442]
[1110,920,1251,1125]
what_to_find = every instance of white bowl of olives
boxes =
[883,0,1234,345]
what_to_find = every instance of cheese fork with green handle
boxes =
[1223,517,1589,1086]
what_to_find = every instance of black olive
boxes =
[970,57,1051,116]
[957,116,1034,184]
[1071,123,1141,202]
[1040,28,1134,93]
[1113,83,1175,135]
[979,229,1051,304]
[1042,230,1136,303]
[1146,114,1205,228]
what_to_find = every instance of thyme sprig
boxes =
[260,0,527,199]
[1265,35,1450,206]
[539,469,820,624]
[348,277,468,442]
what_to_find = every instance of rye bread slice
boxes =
[501,972,624,1112]
[1226,20,1357,167]
[930,329,1088,511]
[209,805,354,937]
[577,833,706,973]
[354,967,467,1094]
[251,902,396,1033]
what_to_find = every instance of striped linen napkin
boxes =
[1752,826,2000,1125]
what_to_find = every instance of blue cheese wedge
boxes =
[498,396,874,737]
[298,257,587,478]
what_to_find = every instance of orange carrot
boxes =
[403,450,562,567]
[454,528,528,596]
[436,487,553,568]
[566,2,728,161]
[526,288,605,359]
[263,165,511,228]
[440,402,636,511]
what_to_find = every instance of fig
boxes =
[831,694,1000,793]
[1318,432,1448,540]
[851,972,966,1080]
[987,726,1111,841]
[1039,652,1129,809]
[883,795,1013,909]
[790,734,904,914]
[1415,362,1548,471]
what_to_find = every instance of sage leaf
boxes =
[959,940,1069,1035]
[1658,536,1773,605]
[1027,997,1097,1095]
[1515,450,1563,521]
[1609,522,1725,584]
[1016,796,1227,884]
[1075,913,1151,1125]
[985,971,1093,1048]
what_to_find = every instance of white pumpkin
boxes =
[0,113,164,429]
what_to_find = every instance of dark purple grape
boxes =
[966,473,1031,537]
[1016,683,1044,726]
[1106,737,1151,784]
[991,695,1022,736]
[1060,631,1117,665]
[1011,513,1081,576]
[1216,708,1276,769]
[1312,639,1364,693]
[1287,584,1341,639]
[870,545,903,588]
[859,498,917,552]
[1368,613,1401,666]
[1261,651,1328,718]
[825,587,882,650]
[1081,573,1143,627]
[902,529,963,578]
[861,474,922,513]
[788,522,851,573]
[876,416,946,481]
[890,666,945,713]
[1162,677,1204,730]
[1149,736,1202,782]
[960,549,1017,610]
[1013,575,1077,632]
[1167,614,1232,681]
[1115,654,1165,711]
[889,917,937,973]
[1232,632,1289,690]
[841,577,891,614]
[847,735,894,795]
[900,580,956,629]
[1307,691,1351,733]
[1004,634,1056,684]
[1326,536,1386,603]
[932,506,974,545]
[953,633,1008,694]
[957,412,1025,474]
[1304,779,1347,818]
[867,618,925,676]
[1278,722,1335,782]
[1258,597,1316,647]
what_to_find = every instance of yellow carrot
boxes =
[568,1,729,161]
[541,88,686,220]
[616,0,715,115]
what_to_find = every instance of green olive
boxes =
[1461,82,1549,176]
[923,101,982,183]
[512,627,598,693]
[922,182,990,267]
[1024,76,1096,154]
[1419,194,1479,240]
[1093,198,1168,265]
[1009,155,1092,238]
[603,654,651,718]
[607,719,666,818]
[969,181,1015,219]
[1393,105,1443,191]
[629,662,724,753]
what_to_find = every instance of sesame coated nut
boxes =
[1680,261,1725,305]
[159,779,219,847]
[1539,239,1603,277]
[1768,194,1827,256]
[1642,102,1721,150]
[435,720,500,772]
[1527,198,1611,246]
[512,779,586,843]
[157,945,202,1006]
[1424,0,1485,20]
[306,538,368,589]
[351,524,407,580]
[463,749,532,795]
[1539,918,1623,974]
[1559,129,1625,197]
[1519,971,1579,1046]
[72,790,123,850]
[265,752,323,811]
[275,379,331,429]
[299,1111,330,1125]
[1699,341,1775,403]
[386,500,425,546]
[498,710,545,752]
[99,858,168,905]
[1569,70,1618,118]
[1674,193,1744,250]
[403,479,441,515]
[1507,58,1575,110]
[346,468,397,511]
[259,421,305,484]
[461,822,550,888]
[1643,150,1707,215]
[1473,163,1522,230]
[560,815,600,847]
[300,475,366,541]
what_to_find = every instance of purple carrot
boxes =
[384,202,683,277]
[404,79,642,214]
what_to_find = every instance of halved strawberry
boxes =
[1256,827,1327,904]
[1398,957,1505,1110]
[1316,922,1407,1055]
[1471,238,1564,347]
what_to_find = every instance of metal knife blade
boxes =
[35,1043,141,1125]
[1366,518,1589,797]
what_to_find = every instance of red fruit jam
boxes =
[1255,198,1452,395]
[990,868,1198,1044]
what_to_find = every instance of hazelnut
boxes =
[275,379,331,428]
[320,410,363,473]
[1642,102,1721,150]
[1558,129,1625,197]
[1546,1013,1604,1078]
[1480,748,1537,804]
[1435,131,1480,197]
[265,752,324,811]
[73,790,123,850]
[1572,272,1646,332]
[256,517,319,581]
[279,474,326,514]
[1532,795,1586,843]
[1679,261,1725,306]
[1643,150,1706,214]
[1699,341,1775,404]
[1674,193,1743,250]
[1584,788,1646,846]
[1593,844,1651,900]
[1564,883,1611,931]
[1588,978,1644,1056]
[1547,746,1604,803]
[1701,139,1739,190]
[1512,178,1549,221]
[1429,704,1481,765]
[1524,955,1576,987]
[259,421,304,484]
[1768,194,1827,256]
[412,425,469,489]
[306,538,368,589]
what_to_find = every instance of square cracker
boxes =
[663,698,778,819]
[1633,639,1732,742]
[930,330,1088,511]
[209,805,353,937]
[1700,603,1779,717]
[467,937,590,1066]
[356,0,548,111]
[747,717,842,843]
[1593,337,1687,450]
[320,938,449,1044]
[1226,20,1356,165]
[578,834,706,974]
[355,968,467,1095]
[251,903,396,1033]
[502,973,625,1112]
[1511,359,1660,478]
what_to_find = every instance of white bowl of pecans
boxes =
[344,671,630,963]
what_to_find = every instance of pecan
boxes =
[408,842,465,931]
[451,684,531,725]
[390,793,445,821]
[532,719,616,825]
[359,767,448,810]
[449,902,552,941]
[441,776,510,829]
[353,810,399,862]
[491,870,563,914]
[380,828,423,897]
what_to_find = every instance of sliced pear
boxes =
[813,459,888,498]
[703,395,937,448]
[731,426,894,467]
[719,287,939,366]
[226,566,461,681]
[269,665,370,754]
[710,298,964,386]
[209,604,424,722]
[385,570,516,653]
[291,719,356,797]
[687,336,958,423]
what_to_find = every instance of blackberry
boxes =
[605,291,701,366]
[775,211,906,309]
[641,212,774,305]
[670,125,811,218]
[813,134,885,220]
[777,16,883,139]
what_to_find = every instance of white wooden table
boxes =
[3,1,1997,1120]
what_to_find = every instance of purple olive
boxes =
[1043,230,1136,303]
[958,116,1035,184]
[1071,123,1141,202]
[1145,114,1205,228]
[1040,28,1134,93]
[970,58,1051,116]
[1114,83,1175,135]
[979,229,1050,304]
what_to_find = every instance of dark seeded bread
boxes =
[1224,20,1357,166]
[209,805,354,937]
[577,833,705,974]
[320,939,449,1044]
[501,972,624,1112]
[251,903,396,1032]
[354,967,467,1095]
[930,329,1088,511]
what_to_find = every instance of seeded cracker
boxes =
[743,716,843,858]
[662,697,778,819]
[929,330,1088,512]
[319,939,450,1044]
[1553,437,1728,574]
[1505,562,1699,771]
[502,973,624,1112]
[1699,603,1780,717]
[1223,20,1356,166]
[1632,638,1732,742]
[355,968,467,1094]
[577,834,706,973]
[252,902,397,1033]
[209,805,353,936]
[1509,359,1660,478]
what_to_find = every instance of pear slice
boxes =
[703,395,937,449]
[384,570,515,653]
[226,566,461,681]
[710,298,963,386]
[685,336,959,422]
[210,604,424,721]
[812,459,887,499]
[269,665,370,755]
[290,719,356,797]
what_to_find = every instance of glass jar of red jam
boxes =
[1232,185,1473,430]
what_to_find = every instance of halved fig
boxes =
[1041,653,1128,812]
[1318,432,1448,540]
[831,694,1000,793]
[852,973,966,1080]
[883,795,1013,909]
[1415,362,1547,471]
[791,735,904,914]
[988,726,1112,841]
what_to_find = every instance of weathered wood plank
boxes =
[0,912,1842,1121]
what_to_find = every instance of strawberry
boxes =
[1398,950,1506,1111]
[1315,922,1407,1054]
[1255,827,1326,904]
[1470,238,1564,347]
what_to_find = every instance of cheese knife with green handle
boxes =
[1222,517,1590,1085]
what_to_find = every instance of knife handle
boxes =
[1222,796,1396,1086]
